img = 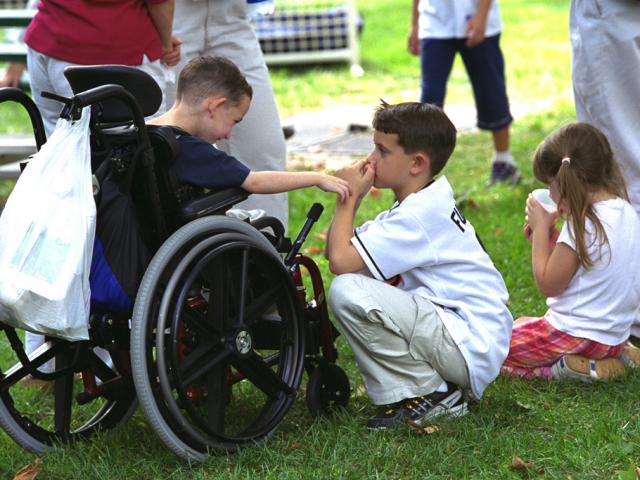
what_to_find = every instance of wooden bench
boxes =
[0,8,35,178]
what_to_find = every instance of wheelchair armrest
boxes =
[179,187,249,221]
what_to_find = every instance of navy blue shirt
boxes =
[173,132,251,189]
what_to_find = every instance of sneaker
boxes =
[620,342,640,368]
[366,383,468,431]
[488,161,521,185]
[550,355,626,382]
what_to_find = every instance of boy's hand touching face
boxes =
[335,160,375,201]
[316,174,353,202]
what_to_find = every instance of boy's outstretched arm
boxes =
[327,161,374,274]
[241,171,352,201]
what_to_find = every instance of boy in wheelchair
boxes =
[148,55,351,202]
[23,55,351,383]
[0,54,352,461]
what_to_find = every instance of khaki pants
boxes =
[329,273,470,405]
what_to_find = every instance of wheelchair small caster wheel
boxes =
[306,364,350,417]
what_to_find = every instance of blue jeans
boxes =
[420,34,512,131]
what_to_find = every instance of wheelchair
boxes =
[0,66,350,461]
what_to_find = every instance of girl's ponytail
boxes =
[556,154,605,269]
[533,122,626,269]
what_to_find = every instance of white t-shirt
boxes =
[351,176,513,398]
[417,0,502,40]
[546,198,640,345]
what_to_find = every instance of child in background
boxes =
[502,122,640,381]
[408,0,518,185]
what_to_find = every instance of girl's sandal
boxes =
[551,355,626,382]
[620,342,640,368]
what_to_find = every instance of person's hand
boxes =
[0,63,26,88]
[464,14,487,47]
[316,174,352,202]
[525,194,558,235]
[407,26,420,56]
[335,160,375,201]
[524,221,559,245]
[162,36,182,66]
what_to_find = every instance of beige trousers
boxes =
[329,273,470,405]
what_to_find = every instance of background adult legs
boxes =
[168,0,289,227]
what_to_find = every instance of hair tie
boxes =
[561,156,571,165]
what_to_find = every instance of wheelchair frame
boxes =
[0,68,349,461]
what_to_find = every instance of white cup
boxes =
[531,188,557,214]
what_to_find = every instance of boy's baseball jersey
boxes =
[351,176,512,398]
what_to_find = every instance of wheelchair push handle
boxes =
[0,87,47,150]
[42,84,147,133]
[284,203,324,267]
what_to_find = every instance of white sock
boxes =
[493,150,516,166]
[435,380,449,393]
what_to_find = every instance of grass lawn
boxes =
[2,0,640,478]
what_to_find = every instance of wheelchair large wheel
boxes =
[131,217,305,461]
[0,335,137,454]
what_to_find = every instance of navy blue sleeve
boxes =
[174,135,251,189]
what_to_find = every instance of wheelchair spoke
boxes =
[179,345,232,387]
[183,306,218,338]
[87,351,118,380]
[230,352,295,398]
[233,248,249,328]
[206,257,230,331]
[53,349,75,439]
[242,285,287,326]
[206,361,230,433]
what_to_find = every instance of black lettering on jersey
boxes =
[450,205,467,232]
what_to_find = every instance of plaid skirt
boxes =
[501,316,625,379]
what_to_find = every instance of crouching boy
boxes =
[327,101,513,429]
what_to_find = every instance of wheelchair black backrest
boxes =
[64,65,249,249]
[65,65,163,124]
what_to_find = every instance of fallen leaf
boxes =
[407,420,440,435]
[314,231,328,241]
[306,246,324,255]
[466,198,479,209]
[510,455,541,474]
[369,187,382,199]
[494,227,504,236]
[13,458,41,480]
[291,442,302,449]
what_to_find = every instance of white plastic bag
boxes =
[0,108,95,341]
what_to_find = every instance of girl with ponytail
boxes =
[502,122,640,381]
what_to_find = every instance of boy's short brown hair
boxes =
[176,56,253,106]
[373,101,457,176]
